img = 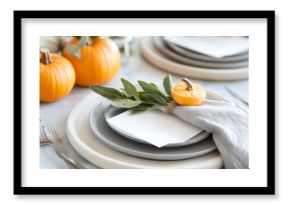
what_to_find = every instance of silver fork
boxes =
[40,119,85,169]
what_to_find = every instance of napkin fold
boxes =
[160,100,248,169]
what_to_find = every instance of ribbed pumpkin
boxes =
[63,36,121,86]
[40,49,76,102]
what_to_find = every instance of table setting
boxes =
[40,36,249,169]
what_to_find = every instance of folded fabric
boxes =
[160,100,248,169]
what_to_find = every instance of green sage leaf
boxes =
[110,99,141,108]
[90,85,126,100]
[130,103,154,114]
[138,92,167,106]
[150,83,158,89]
[163,75,173,97]
[138,81,170,103]
[91,77,173,113]
[121,78,139,100]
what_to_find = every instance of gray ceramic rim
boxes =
[89,103,217,161]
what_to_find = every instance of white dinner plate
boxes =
[67,92,224,168]
[140,37,248,81]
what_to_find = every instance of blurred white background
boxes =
[0,0,286,204]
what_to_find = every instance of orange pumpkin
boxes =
[172,78,206,106]
[63,36,121,86]
[40,49,75,102]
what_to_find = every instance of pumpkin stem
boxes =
[40,48,53,64]
[182,78,193,91]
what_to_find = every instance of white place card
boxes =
[106,109,203,148]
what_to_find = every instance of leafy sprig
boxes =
[90,75,173,113]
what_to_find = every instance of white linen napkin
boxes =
[160,100,249,169]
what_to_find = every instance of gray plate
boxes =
[104,105,211,148]
[153,37,248,69]
[89,103,217,161]
[162,36,249,63]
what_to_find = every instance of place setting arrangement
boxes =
[38,36,249,169]
[140,36,249,81]
[71,76,248,169]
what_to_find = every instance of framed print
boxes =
[14,10,275,195]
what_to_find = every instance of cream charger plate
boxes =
[67,92,224,169]
[140,37,248,81]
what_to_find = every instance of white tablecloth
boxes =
[40,37,248,169]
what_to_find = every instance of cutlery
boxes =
[40,119,85,169]
[224,87,249,107]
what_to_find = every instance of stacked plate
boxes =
[67,91,225,169]
[90,103,217,161]
[140,36,249,81]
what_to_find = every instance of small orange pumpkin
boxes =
[63,36,121,86]
[172,78,206,106]
[40,49,75,102]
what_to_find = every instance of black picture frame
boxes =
[14,10,275,195]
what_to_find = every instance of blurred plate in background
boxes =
[140,37,248,81]
[163,36,249,58]
[153,37,248,69]
[163,37,248,63]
